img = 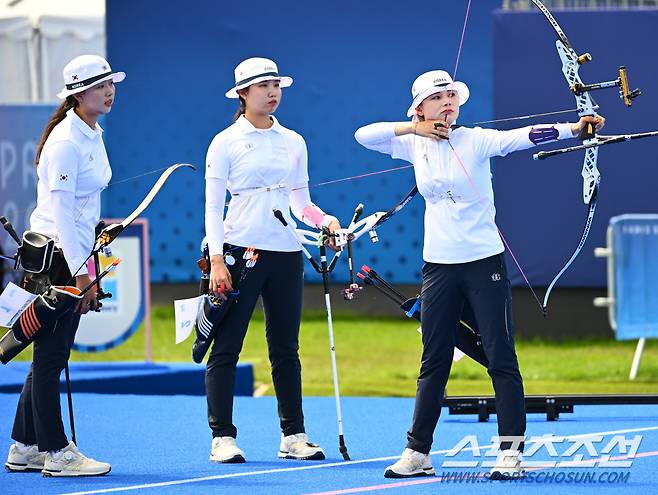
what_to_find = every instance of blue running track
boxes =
[1,393,657,494]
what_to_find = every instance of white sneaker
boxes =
[5,443,46,472]
[42,442,110,477]
[384,448,435,478]
[278,433,325,460]
[210,436,245,463]
[489,449,526,480]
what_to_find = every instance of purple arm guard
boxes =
[529,126,560,145]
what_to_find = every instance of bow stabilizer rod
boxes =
[534,130,658,160]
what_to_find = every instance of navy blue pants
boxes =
[406,254,526,454]
[12,259,80,452]
[206,246,306,439]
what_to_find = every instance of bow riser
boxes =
[556,41,598,117]
[582,147,600,204]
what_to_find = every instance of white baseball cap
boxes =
[406,70,469,117]
[56,55,125,99]
[225,57,293,99]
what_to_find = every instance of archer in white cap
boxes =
[5,54,124,477]
[203,57,339,463]
[355,69,605,480]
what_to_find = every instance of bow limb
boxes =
[370,185,419,231]
[97,162,195,247]
[542,187,598,311]
[332,186,419,247]
[350,185,419,244]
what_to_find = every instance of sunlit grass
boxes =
[12,305,658,396]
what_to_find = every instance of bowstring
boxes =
[447,0,544,312]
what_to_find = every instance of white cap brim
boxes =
[57,72,126,99]
[225,75,293,99]
[406,81,469,117]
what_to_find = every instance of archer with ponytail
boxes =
[232,95,246,122]
[5,55,125,477]
[34,96,77,165]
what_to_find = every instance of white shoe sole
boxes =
[278,450,325,461]
[42,466,111,477]
[384,467,435,479]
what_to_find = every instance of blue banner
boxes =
[611,215,658,340]
[0,105,54,254]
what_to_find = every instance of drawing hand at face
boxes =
[415,120,451,140]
